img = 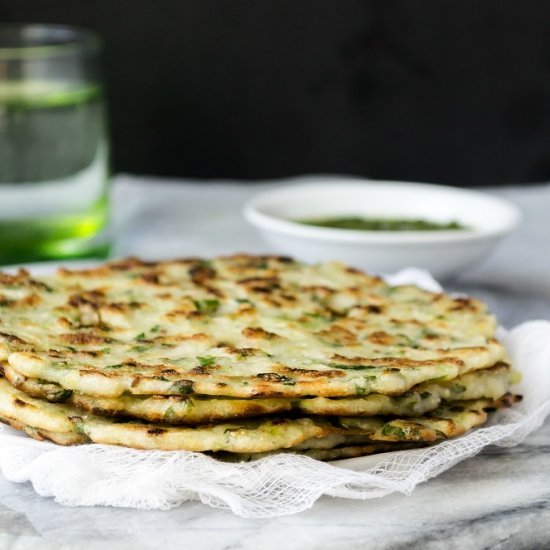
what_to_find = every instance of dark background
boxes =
[2,0,550,185]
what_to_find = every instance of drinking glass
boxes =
[0,24,110,264]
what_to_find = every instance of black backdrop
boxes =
[2,0,550,185]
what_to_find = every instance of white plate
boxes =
[244,177,521,279]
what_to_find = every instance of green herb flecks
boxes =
[197,356,217,367]
[381,424,408,439]
[171,380,194,395]
[194,299,220,314]
[328,363,377,371]
[131,345,150,353]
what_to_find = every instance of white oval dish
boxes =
[243,177,521,279]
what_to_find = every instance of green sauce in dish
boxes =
[297,217,467,231]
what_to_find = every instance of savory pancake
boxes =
[0,378,518,453]
[3,362,513,424]
[0,256,506,399]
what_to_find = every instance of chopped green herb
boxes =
[236,298,254,306]
[74,423,87,436]
[131,345,150,353]
[381,424,407,439]
[194,299,220,314]
[171,380,194,395]
[328,363,377,371]
[135,332,146,341]
[256,372,296,385]
[197,356,216,367]
[164,405,177,420]
[450,384,466,394]
[51,389,72,402]
[150,325,161,333]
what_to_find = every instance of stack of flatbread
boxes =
[0,256,519,461]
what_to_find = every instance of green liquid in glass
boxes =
[0,81,110,265]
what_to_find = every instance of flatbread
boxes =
[0,378,518,453]
[3,362,513,424]
[210,442,426,462]
[0,256,506,398]
[0,411,425,461]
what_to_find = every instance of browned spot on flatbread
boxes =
[242,327,280,340]
[13,398,28,407]
[367,331,395,345]
[56,317,74,329]
[102,301,142,313]
[68,290,105,309]
[0,296,15,307]
[0,270,30,286]
[160,368,179,376]
[317,325,358,346]
[139,273,161,285]
[222,346,261,357]
[0,332,30,347]
[448,297,480,312]
[277,366,345,378]
[188,366,211,375]
[189,264,217,285]
[147,427,167,436]
[330,353,463,368]
[300,285,335,299]
[60,333,108,346]
[255,372,294,384]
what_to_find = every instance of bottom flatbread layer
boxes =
[0,378,519,453]
[0,412,425,461]
[210,442,427,462]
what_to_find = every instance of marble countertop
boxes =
[1,176,549,549]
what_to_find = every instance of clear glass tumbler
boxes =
[0,24,110,264]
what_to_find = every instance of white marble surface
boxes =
[1,175,550,549]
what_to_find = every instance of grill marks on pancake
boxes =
[0,332,30,349]
[242,327,280,340]
[60,333,109,346]
[316,325,358,346]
